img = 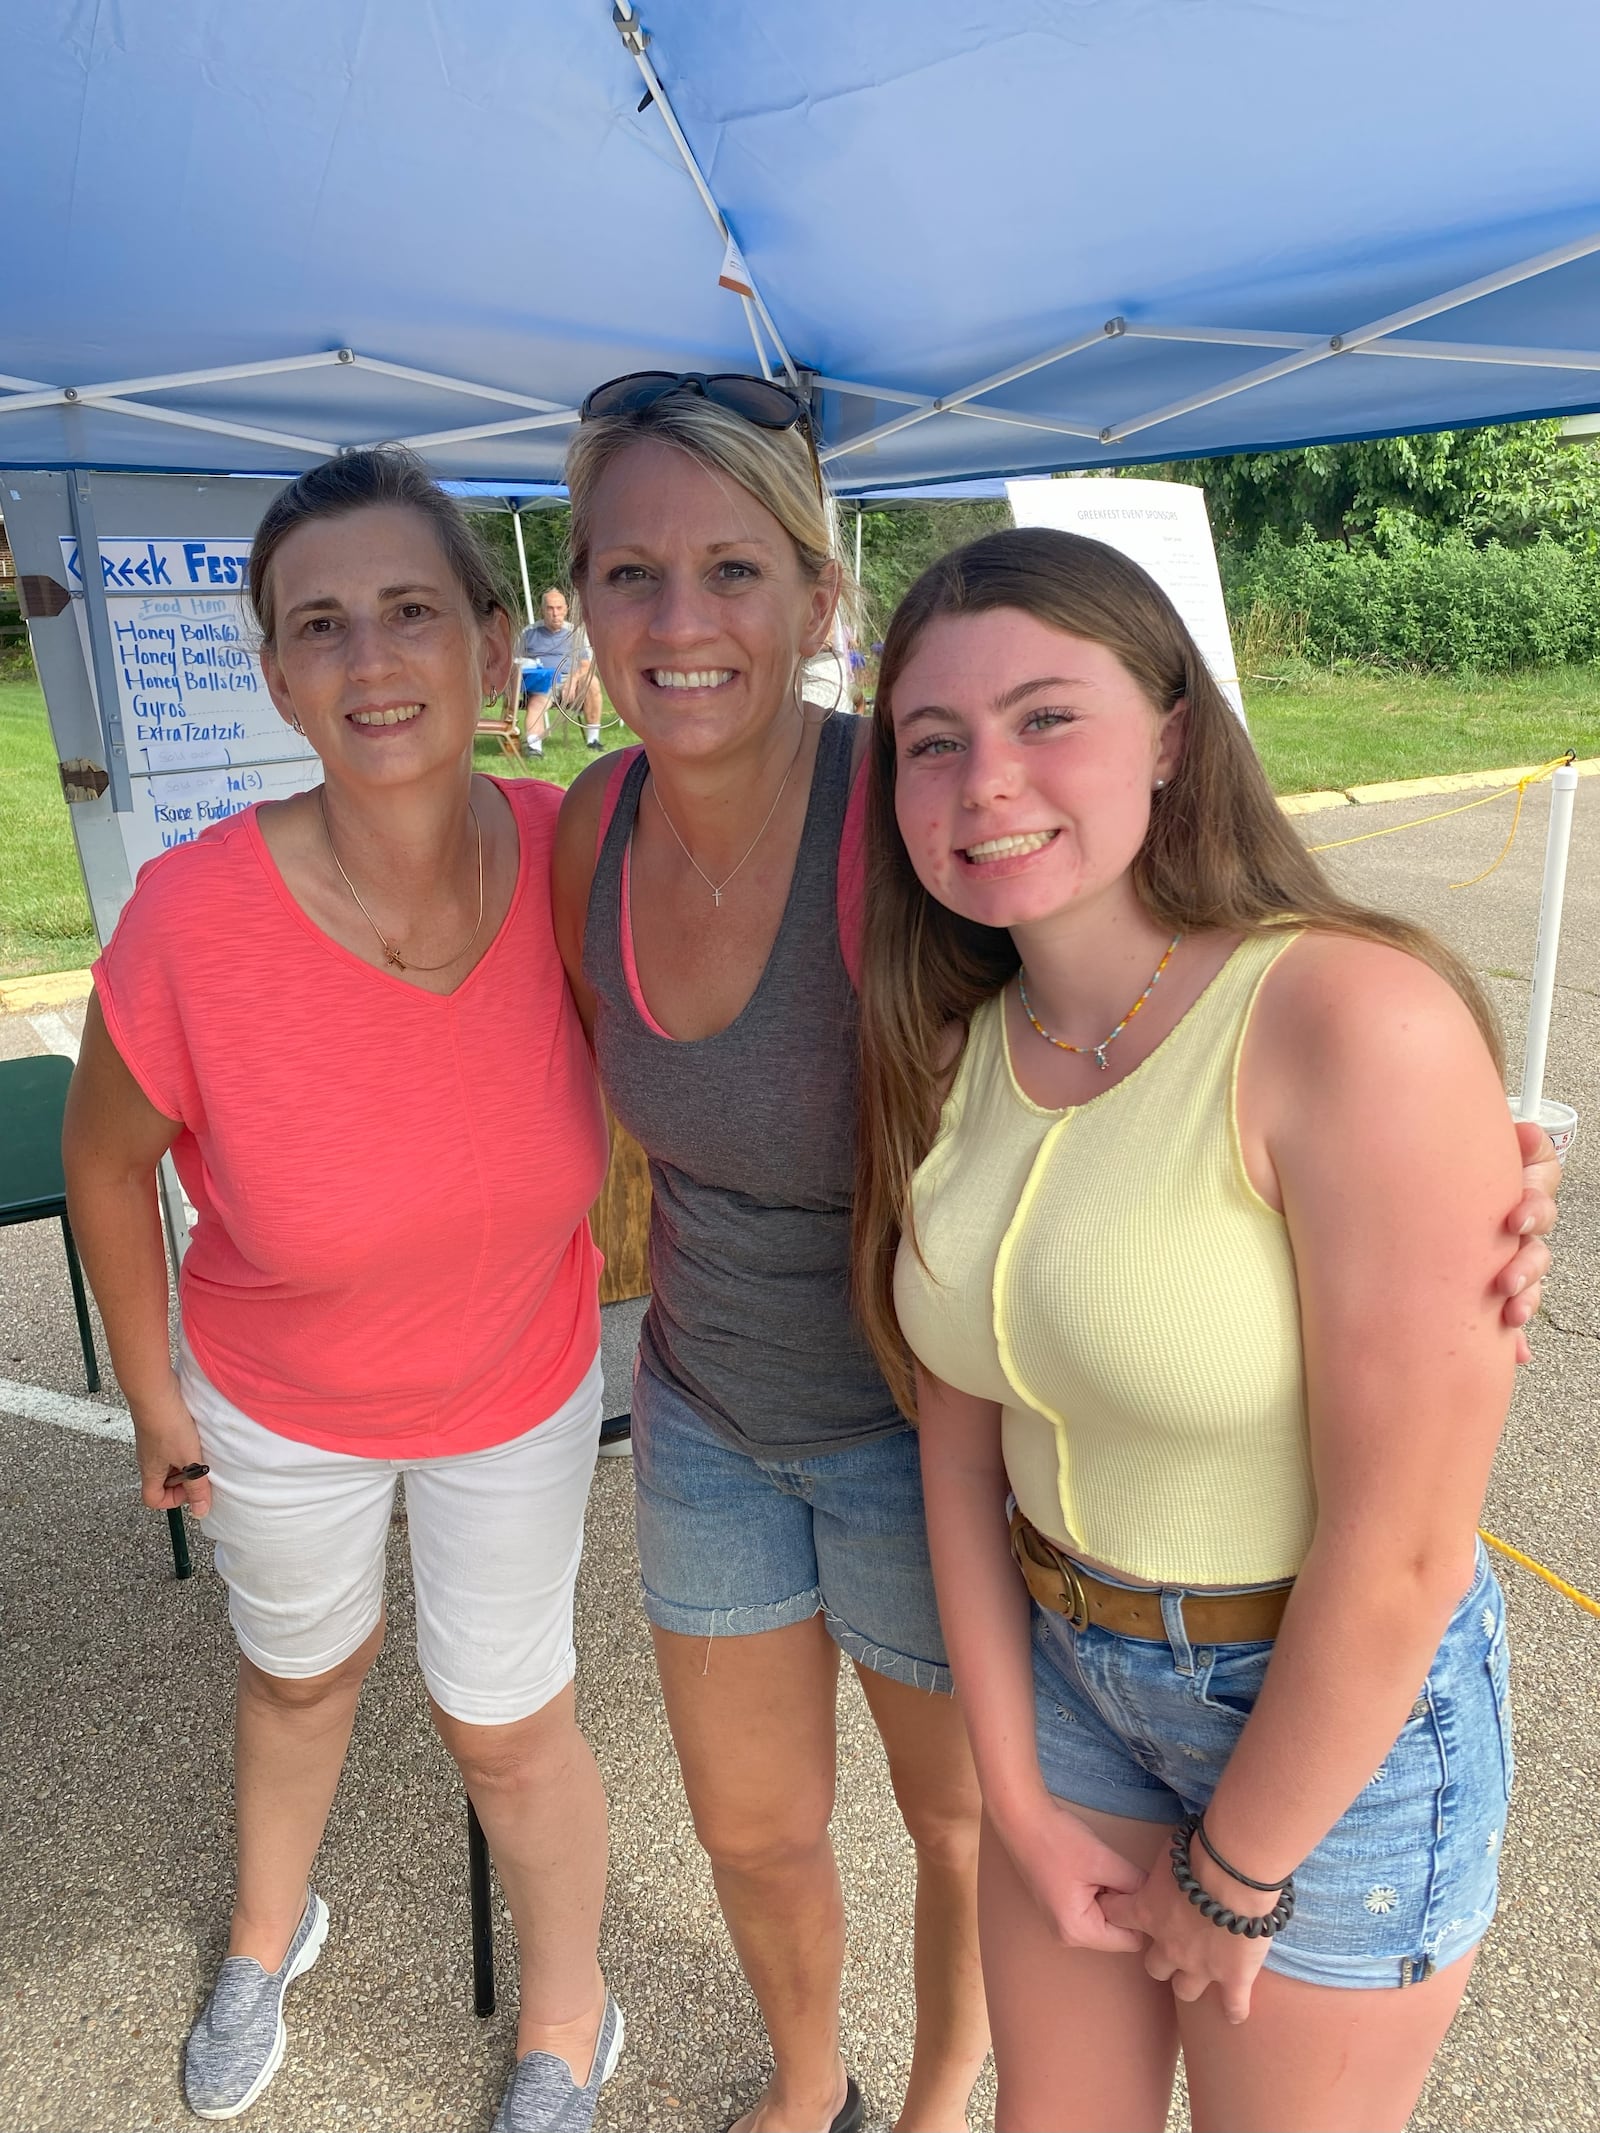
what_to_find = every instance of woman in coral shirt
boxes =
[64,451,620,2133]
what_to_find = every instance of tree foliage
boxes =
[852,499,1012,638]
[468,504,573,626]
[1134,422,1600,553]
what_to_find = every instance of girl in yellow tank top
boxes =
[851,527,1555,2133]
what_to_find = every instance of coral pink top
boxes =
[93,778,607,1459]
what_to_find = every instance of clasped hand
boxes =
[1102,1846,1274,2025]
[1005,1797,1276,2023]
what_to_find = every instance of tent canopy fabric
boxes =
[5,1,1599,489]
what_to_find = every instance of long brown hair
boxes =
[852,527,1500,1417]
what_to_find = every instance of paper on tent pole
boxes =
[1004,479,1244,718]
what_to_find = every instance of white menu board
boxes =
[61,534,320,870]
[1004,478,1244,717]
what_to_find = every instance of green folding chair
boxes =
[0,1050,195,1577]
[1,1052,99,1388]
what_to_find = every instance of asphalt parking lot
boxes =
[1,771,1595,2132]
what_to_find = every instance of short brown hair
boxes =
[248,447,512,648]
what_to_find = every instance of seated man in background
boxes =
[521,586,603,753]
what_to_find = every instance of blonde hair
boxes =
[564,389,861,639]
[852,527,1502,1417]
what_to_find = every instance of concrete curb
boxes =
[1278,755,1600,817]
[0,967,94,1013]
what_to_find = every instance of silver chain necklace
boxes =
[648,730,805,907]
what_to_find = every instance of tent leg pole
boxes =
[512,507,535,631]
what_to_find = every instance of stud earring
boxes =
[1153,777,1166,790]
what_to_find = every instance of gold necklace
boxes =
[1018,932,1183,1070]
[648,729,805,908]
[318,789,485,973]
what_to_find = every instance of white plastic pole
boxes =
[854,504,863,582]
[511,505,535,631]
[1517,764,1579,1118]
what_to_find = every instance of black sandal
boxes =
[829,2077,866,2133]
[720,2074,865,2133]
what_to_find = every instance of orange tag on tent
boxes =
[718,237,754,298]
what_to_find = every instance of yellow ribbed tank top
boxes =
[894,931,1313,1586]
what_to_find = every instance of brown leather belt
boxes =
[1009,1509,1293,1645]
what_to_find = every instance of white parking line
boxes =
[0,1376,133,1442]
[26,1009,82,1061]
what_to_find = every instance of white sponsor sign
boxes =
[1004,478,1244,717]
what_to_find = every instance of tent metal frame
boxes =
[5,232,1600,478]
[3,0,1598,482]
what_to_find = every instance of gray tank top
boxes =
[585,715,904,1459]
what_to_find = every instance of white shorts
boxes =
[181,1342,603,1726]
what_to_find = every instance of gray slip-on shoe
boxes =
[493,1994,624,2133]
[183,1890,328,2120]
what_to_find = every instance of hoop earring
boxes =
[798,643,847,723]
[289,715,305,734]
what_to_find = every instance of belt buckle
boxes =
[1056,1555,1090,1632]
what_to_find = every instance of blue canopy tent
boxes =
[4,0,1600,490]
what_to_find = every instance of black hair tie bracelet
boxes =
[1170,1813,1296,1938]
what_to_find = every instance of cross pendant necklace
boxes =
[648,728,805,907]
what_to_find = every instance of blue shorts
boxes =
[520,663,560,695]
[630,1361,951,1694]
[1031,1539,1512,1989]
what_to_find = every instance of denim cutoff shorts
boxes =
[630,1360,951,1694]
[1031,1539,1513,1989]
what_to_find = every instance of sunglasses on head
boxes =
[580,370,810,429]
[579,370,827,502]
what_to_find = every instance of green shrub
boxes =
[1223,532,1600,674]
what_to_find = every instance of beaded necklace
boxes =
[1017,932,1183,1071]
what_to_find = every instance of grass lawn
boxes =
[1243,663,1600,794]
[4,662,1598,980]
[0,677,99,976]
[0,673,634,981]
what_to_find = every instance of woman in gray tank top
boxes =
[552,384,991,2133]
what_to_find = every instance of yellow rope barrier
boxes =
[1307,754,1576,886]
[1479,1528,1600,1619]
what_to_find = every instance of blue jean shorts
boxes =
[630,1361,951,1694]
[1031,1540,1513,1989]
